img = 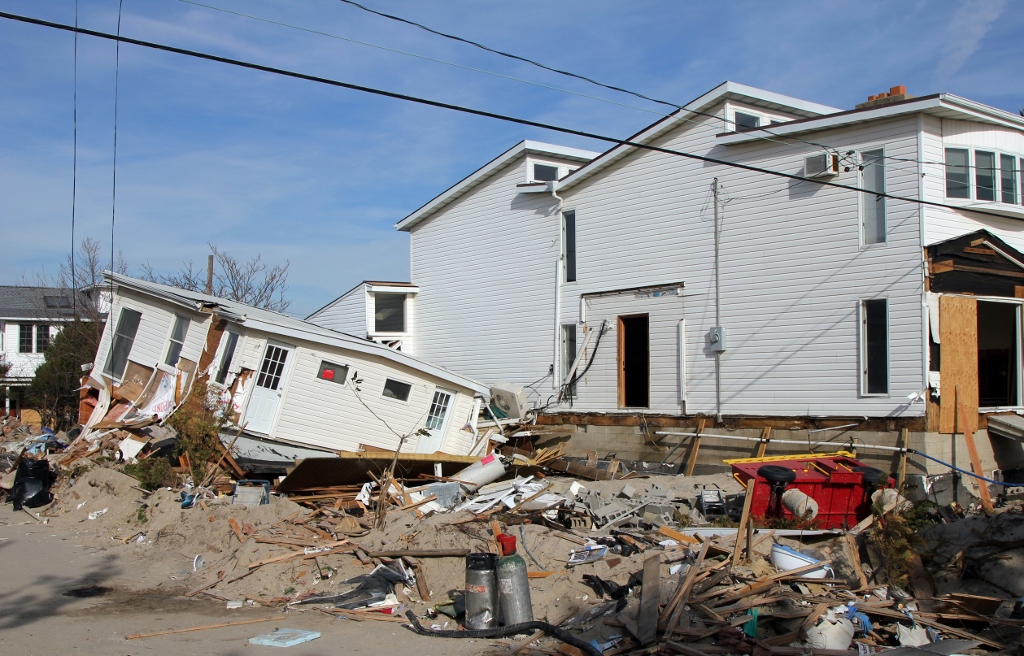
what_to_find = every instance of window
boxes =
[19,324,33,353]
[1001,154,1019,205]
[533,163,559,182]
[563,210,576,282]
[164,315,190,367]
[35,325,50,353]
[382,378,412,401]
[374,293,405,332]
[43,295,71,308]
[256,344,288,390]
[861,149,886,244]
[317,360,349,384]
[561,324,578,398]
[976,151,997,201]
[862,299,888,395]
[215,331,239,385]
[103,308,142,379]
[424,389,453,430]
[734,111,760,131]
[945,148,970,198]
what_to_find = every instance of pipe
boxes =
[908,449,1019,487]
[713,178,722,423]
[653,430,906,452]
[552,183,565,393]
[404,610,601,656]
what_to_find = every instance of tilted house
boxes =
[372,81,1024,476]
[85,274,488,466]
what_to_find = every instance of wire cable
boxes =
[1,10,1017,225]
[107,0,124,350]
[70,0,78,315]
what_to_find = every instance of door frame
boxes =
[618,314,650,408]
[416,387,457,453]
[243,339,296,435]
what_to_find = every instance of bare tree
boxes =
[142,244,291,312]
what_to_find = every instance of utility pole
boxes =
[206,254,214,295]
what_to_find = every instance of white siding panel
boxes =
[307,285,369,336]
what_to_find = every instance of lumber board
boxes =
[959,402,994,512]
[684,418,707,476]
[125,617,275,640]
[939,296,978,433]
[732,479,756,566]
[637,554,662,644]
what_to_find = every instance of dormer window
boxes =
[374,293,406,333]
[734,112,760,131]
[527,159,576,183]
[533,163,560,182]
[727,105,791,132]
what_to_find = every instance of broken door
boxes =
[618,314,650,408]
[416,387,455,453]
[245,341,294,434]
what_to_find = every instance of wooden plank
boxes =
[844,533,869,590]
[755,426,772,458]
[959,400,994,512]
[939,295,978,433]
[897,428,908,488]
[658,526,700,544]
[661,542,710,639]
[684,418,707,476]
[125,617,275,640]
[365,549,468,558]
[637,554,662,644]
[732,479,756,566]
[798,603,829,637]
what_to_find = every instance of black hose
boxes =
[404,610,602,656]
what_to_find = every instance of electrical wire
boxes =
[909,449,1019,487]
[178,0,671,120]
[70,0,78,315]
[107,0,124,352]
[2,11,1019,225]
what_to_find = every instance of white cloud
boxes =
[934,0,1008,85]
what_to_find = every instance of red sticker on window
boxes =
[322,369,334,380]
[481,454,495,465]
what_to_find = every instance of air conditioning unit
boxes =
[805,152,840,178]
[489,382,529,419]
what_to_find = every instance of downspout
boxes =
[551,180,564,393]
[713,178,723,423]
[916,114,929,411]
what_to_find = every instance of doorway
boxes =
[245,341,293,434]
[618,315,649,407]
[977,301,1019,407]
[416,387,455,453]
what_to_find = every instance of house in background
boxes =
[0,286,89,424]
[83,273,489,470]
[355,81,1024,480]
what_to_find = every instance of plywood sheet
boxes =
[939,295,978,433]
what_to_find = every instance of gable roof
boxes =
[306,280,419,321]
[396,140,600,232]
[0,286,90,319]
[105,273,488,395]
[555,81,842,193]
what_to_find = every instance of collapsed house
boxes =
[307,82,1024,483]
[81,273,489,467]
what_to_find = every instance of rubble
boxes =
[2,412,1022,655]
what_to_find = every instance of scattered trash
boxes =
[87,508,109,520]
[248,628,320,647]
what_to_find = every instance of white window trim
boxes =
[161,314,191,371]
[858,145,888,248]
[943,146,1024,208]
[723,102,792,132]
[213,329,241,386]
[526,157,577,184]
[859,297,890,397]
[973,296,1024,410]
[103,305,143,383]
[366,290,411,337]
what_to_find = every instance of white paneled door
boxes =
[244,342,293,434]
[416,388,455,453]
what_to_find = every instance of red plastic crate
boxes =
[730,455,894,529]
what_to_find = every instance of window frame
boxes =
[860,298,889,397]
[562,210,577,283]
[944,147,971,199]
[163,314,191,368]
[525,158,576,183]
[382,378,413,402]
[944,147,1024,208]
[19,324,34,353]
[1000,153,1018,205]
[316,360,350,385]
[373,292,407,334]
[35,324,50,353]
[975,150,997,202]
[214,330,240,385]
[103,307,142,381]
[859,147,887,246]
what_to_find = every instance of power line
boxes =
[0,9,1014,225]
[178,0,671,120]
[108,0,124,349]
[70,0,78,315]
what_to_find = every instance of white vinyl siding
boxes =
[306,284,369,336]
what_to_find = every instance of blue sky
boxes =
[2,0,1022,316]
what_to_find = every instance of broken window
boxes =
[104,308,142,380]
[35,324,50,353]
[862,299,888,395]
[164,315,190,367]
[215,331,239,385]
[317,360,349,384]
[861,149,886,244]
[374,293,405,333]
[563,210,576,282]
[977,301,1019,407]
[382,378,412,401]
[19,324,33,353]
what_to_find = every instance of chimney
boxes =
[856,85,914,110]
